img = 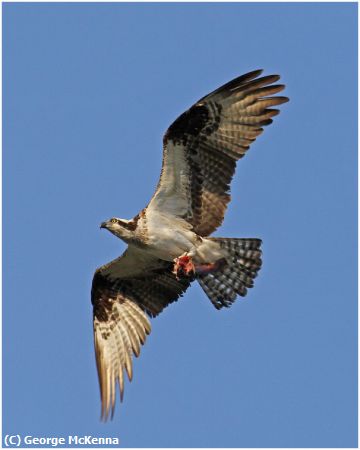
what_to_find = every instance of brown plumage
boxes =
[159,69,288,235]
[92,259,190,420]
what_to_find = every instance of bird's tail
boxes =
[197,238,262,309]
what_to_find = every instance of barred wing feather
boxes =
[91,248,190,420]
[148,69,288,236]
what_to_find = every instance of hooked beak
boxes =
[100,221,108,229]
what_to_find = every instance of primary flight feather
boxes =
[91,69,288,420]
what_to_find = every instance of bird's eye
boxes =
[110,219,117,224]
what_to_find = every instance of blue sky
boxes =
[3,2,357,448]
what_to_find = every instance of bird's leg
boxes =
[173,253,196,280]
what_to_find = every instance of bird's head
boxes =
[100,217,136,242]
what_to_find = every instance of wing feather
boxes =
[92,250,191,420]
[147,69,288,236]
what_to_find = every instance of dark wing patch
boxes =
[165,103,221,146]
[161,69,289,236]
[92,265,191,421]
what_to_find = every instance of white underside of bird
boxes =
[138,212,226,264]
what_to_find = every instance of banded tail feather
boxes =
[197,238,262,309]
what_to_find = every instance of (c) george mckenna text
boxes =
[22,435,119,446]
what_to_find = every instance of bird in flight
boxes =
[91,69,288,420]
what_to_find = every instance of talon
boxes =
[173,254,196,280]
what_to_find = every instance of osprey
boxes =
[91,69,288,420]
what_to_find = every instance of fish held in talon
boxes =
[173,254,196,279]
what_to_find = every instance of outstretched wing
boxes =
[91,247,191,420]
[147,69,288,236]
